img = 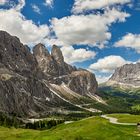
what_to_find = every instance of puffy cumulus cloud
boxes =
[31,4,41,14]
[0,0,7,5]
[51,15,110,48]
[44,0,53,8]
[115,33,140,53]
[89,55,130,73]
[51,8,130,48]
[104,8,130,23]
[0,0,50,44]
[61,46,96,64]
[45,38,65,47]
[0,9,49,44]
[72,0,131,14]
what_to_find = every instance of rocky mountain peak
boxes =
[33,44,60,77]
[32,43,98,95]
[51,45,64,64]
[0,30,20,43]
[107,62,140,88]
[33,43,50,57]
[0,31,36,75]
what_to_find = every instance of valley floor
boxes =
[0,114,140,140]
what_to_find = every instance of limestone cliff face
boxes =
[0,31,98,117]
[108,63,140,88]
[0,31,37,75]
[33,44,98,96]
[60,71,98,95]
[0,31,71,117]
[33,44,59,77]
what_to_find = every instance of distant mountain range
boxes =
[102,62,140,89]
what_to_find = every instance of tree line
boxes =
[25,119,65,130]
[0,112,65,130]
[0,113,21,128]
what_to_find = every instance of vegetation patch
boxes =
[108,114,140,123]
[98,86,140,114]
[0,116,140,140]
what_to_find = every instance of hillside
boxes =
[0,115,139,140]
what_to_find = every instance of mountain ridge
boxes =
[104,62,140,89]
[0,30,101,118]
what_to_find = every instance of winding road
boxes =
[101,115,137,126]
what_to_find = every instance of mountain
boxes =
[33,44,98,96]
[0,31,103,118]
[105,63,140,89]
[98,63,140,113]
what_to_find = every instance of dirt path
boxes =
[101,115,137,125]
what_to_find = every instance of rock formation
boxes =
[0,30,99,117]
[33,44,98,96]
[107,63,140,88]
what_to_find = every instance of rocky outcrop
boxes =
[107,63,140,88]
[0,30,98,117]
[33,43,59,77]
[33,43,98,96]
[51,45,64,65]
[0,31,37,76]
[56,70,98,96]
[33,44,76,78]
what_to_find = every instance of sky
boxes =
[0,0,140,83]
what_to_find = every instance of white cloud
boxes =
[45,38,66,47]
[31,4,41,14]
[115,33,140,53]
[51,8,130,48]
[89,55,130,73]
[44,0,53,8]
[0,0,17,8]
[0,0,7,5]
[96,75,111,84]
[51,14,110,48]
[0,0,50,44]
[14,0,25,11]
[72,0,131,14]
[61,46,96,64]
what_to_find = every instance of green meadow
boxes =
[0,115,140,140]
[108,114,140,123]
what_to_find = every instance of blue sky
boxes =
[0,0,140,83]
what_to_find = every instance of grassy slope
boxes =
[0,117,140,140]
[108,114,140,123]
[97,86,140,113]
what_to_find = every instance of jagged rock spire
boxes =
[33,43,50,57]
[51,45,64,64]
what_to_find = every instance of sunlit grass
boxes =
[108,114,140,123]
[0,116,140,140]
